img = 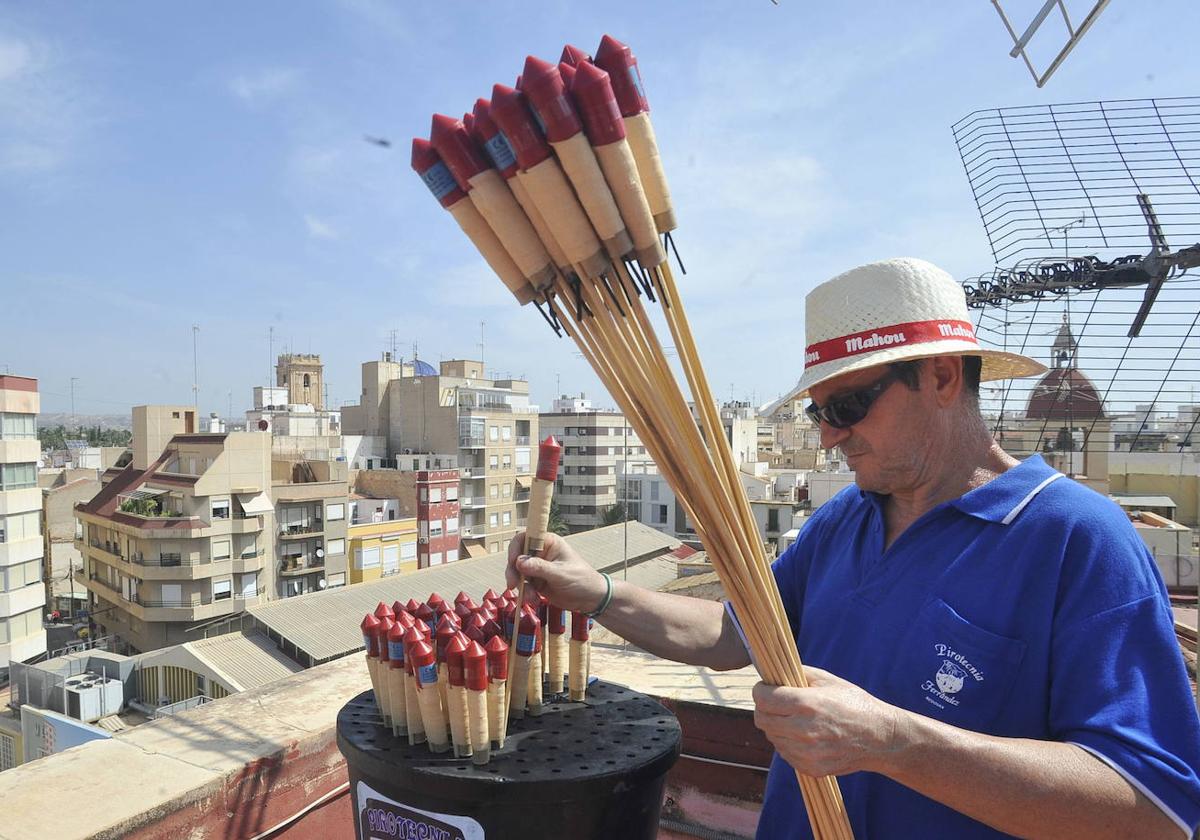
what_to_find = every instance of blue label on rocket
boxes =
[629,67,646,104]
[388,640,405,662]
[420,162,458,200]
[517,633,536,655]
[417,663,438,686]
[483,132,517,171]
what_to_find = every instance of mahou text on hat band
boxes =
[804,319,977,369]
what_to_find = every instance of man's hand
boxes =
[505,531,607,613]
[752,666,902,777]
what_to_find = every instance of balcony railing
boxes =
[515,436,530,445]
[87,573,123,595]
[279,521,323,537]
[142,597,205,609]
[459,436,485,448]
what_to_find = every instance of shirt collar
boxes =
[857,454,1061,525]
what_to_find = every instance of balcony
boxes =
[515,436,530,445]
[460,466,484,478]
[280,557,324,577]
[459,436,486,448]
[279,521,324,539]
[459,497,485,509]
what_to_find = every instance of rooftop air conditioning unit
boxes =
[64,673,124,723]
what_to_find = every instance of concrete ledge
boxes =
[0,654,366,840]
[0,647,768,839]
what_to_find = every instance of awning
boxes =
[237,492,274,515]
[461,542,489,559]
[514,476,531,490]
[121,488,166,502]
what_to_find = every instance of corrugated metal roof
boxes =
[248,522,681,663]
[182,631,303,692]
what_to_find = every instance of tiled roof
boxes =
[183,632,303,692]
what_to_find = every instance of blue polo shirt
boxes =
[744,455,1200,837]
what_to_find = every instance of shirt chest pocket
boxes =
[883,597,1027,730]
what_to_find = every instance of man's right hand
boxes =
[505,531,607,614]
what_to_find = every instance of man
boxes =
[508,258,1200,838]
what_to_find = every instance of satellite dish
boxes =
[318,579,327,589]
[257,419,269,431]
[316,548,325,558]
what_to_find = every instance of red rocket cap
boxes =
[436,618,459,662]
[571,610,591,642]
[482,617,503,641]
[391,600,406,617]
[594,34,649,116]
[429,114,489,189]
[394,610,415,630]
[489,84,551,171]
[536,435,562,482]
[453,601,472,622]
[521,56,582,143]
[464,640,489,691]
[427,592,448,611]
[470,99,519,180]
[405,598,422,614]
[454,590,472,606]
[506,587,520,600]
[464,613,487,644]
[558,61,577,90]
[570,61,626,147]
[446,634,468,687]
[361,614,381,657]
[549,603,567,634]
[410,138,467,209]
[374,601,394,620]
[387,622,406,668]
[516,609,541,658]
[414,602,435,629]
[483,588,500,603]
[377,616,395,661]
[485,635,509,680]
[410,638,436,674]
[462,111,475,135]
[560,44,592,66]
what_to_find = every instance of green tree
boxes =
[601,503,629,527]
[547,499,570,536]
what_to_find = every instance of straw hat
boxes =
[790,257,1045,398]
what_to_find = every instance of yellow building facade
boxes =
[346,517,418,584]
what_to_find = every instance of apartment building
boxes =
[271,457,350,597]
[540,395,649,532]
[75,406,275,653]
[346,497,418,584]
[0,375,46,670]
[343,357,536,556]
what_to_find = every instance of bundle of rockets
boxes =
[360,587,592,765]
[411,35,677,324]
[410,34,855,836]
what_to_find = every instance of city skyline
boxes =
[5,2,1200,418]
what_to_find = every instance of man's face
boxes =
[807,363,933,494]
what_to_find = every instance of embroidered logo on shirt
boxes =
[921,643,984,709]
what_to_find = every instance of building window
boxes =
[502,484,511,498]
[767,508,780,533]
[0,412,36,439]
[502,454,511,469]
[430,488,442,503]
[650,482,659,501]
[419,488,428,502]
[501,426,512,441]
[212,539,230,561]
[326,538,345,556]
[328,572,346,588]
[654,505,668,525]
[326,503,345,521]
[0,463,36,491]
[303,374,310,387]
[356,547,380,570]
[490,484,499,499]
[213,579,232,601]
[446,516,459,533]
[0,732,15,771]
[211,499,230,520]
[489,513,498,528]
[489,425,499,441]
[430,521,443,538]
[0,511,39,543]
[502,511,511,526]
[489,454,499,469]
[445,484,458,501]
[388,509,395,521]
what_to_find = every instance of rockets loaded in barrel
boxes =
[355,436,591,764]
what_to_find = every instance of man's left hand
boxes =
[753,666,903,777]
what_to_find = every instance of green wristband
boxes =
[588,572,614,618]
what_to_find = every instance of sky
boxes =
[4,1,1200,420]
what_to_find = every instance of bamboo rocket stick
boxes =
[568,610,589,702]
[411,638,449,754]
[527,621,544,716]
[361,614,382,716]
[374,614,394,729]
[386,620,409,738]
[485,635,509,749]
[547,604,568,694]
[402,625,427,746]
[465,639,491,765]
[445,634,473,758]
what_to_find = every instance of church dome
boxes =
[1025,367,1106,421]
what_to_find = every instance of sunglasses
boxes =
[805,369,902,429]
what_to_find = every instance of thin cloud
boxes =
[304,214,339,240]
[229,66,300,104]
